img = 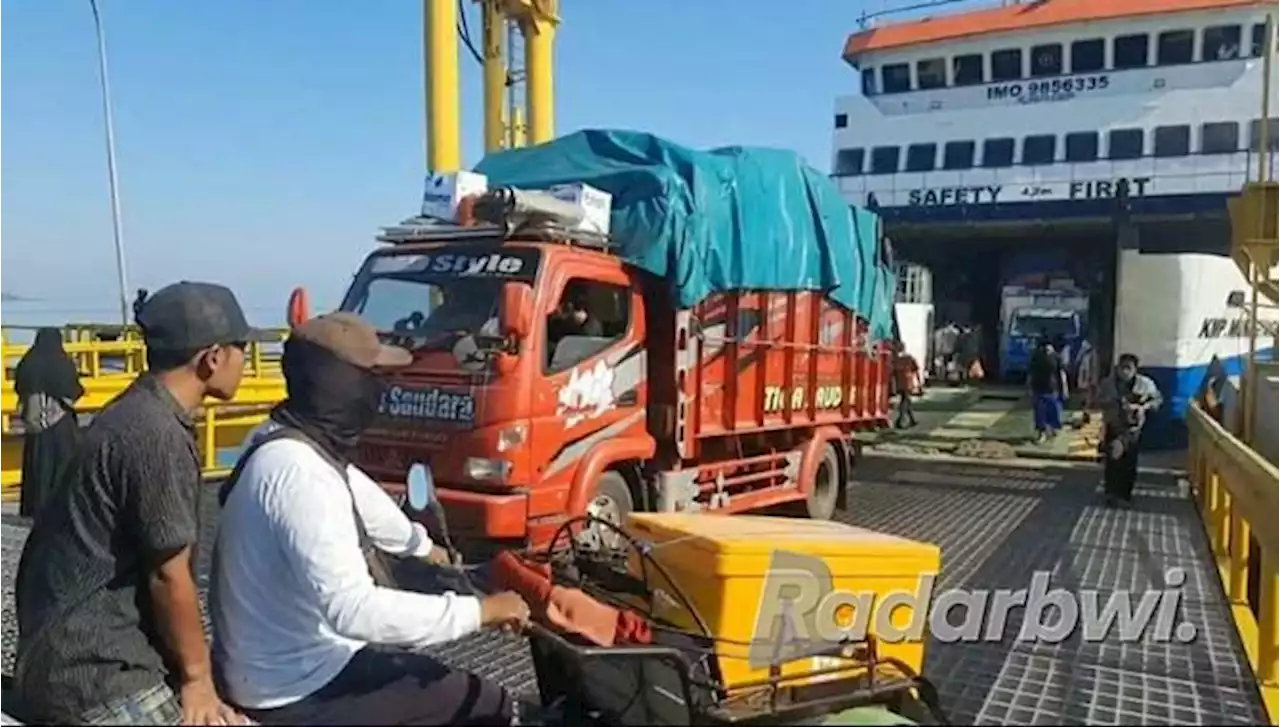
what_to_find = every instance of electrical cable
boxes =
[457,0,485,66]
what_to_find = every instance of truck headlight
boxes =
[496,424,527,453]
[466,457,512,483]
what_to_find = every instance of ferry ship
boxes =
[833,0,1279,448]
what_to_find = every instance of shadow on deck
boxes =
[1,455,1265,725]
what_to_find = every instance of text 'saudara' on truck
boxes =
[303,131,897,552]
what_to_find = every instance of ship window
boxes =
[834,113,848,129]
[1030,43,1063,76]
[1203,25,1242,61]
[882,64,911,94]
[991,48,1023,81]
[1114,34,1150,69]
[916,58,947,90]
[1157,30,1195,65]
[1021,135,1056,165]
[1201,122,1239,154]
[982,138,1015,168]
[953,54,984,86]
[834,148,864,175]
[1153,125,1191,157]
[1249,118,1280,151]
[943,140,976,170]
[1251,23,1270,57]
[1065,132,1099,162]
[1107,128,1144,160]
[1070,38,1105,72]
[861,68,877,95]
[905,143,937,172]
[870,146,900,175]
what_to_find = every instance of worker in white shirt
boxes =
[209,312,531,725]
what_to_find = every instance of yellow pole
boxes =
[481,0,507,154]
[424,0,461,172]
[522,0,557,145]
[512,106,527,148]
[1244,13,1274,442]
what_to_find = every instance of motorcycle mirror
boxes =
[406,462,435,512]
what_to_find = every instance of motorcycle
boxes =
[401,463,949,726]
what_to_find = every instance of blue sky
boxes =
[2,0,928,326]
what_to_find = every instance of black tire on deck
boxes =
[577,470,635,553]
[804,443,842,521]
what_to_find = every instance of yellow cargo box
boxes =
[624,513,942,694]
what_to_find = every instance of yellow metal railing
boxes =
[2,402,273,494]
[1188,401,1279,723]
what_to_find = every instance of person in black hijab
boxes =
[13,328,85,517]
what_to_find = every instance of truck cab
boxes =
[335,204,659,551]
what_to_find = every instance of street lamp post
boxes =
[88,0,131,326]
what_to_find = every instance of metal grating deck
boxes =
[1,455,1267,725]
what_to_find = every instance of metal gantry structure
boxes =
[423,0,559,174]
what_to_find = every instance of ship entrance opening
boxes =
[890,221,1119,386]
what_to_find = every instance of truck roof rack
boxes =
[376,187,613,251]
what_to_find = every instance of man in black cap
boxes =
[15,281,266,725]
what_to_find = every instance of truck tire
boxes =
[578,471,634,553]
[803,443,841,521]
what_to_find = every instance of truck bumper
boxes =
[432,486,530,539]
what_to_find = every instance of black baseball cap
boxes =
[136,281,270,351]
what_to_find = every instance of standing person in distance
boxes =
[1027,337,1068,444]
[892,340,920,429]
[13,328,85,518]
[1098,353,1163,507]
[15,282,262,725]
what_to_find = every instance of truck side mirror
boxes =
[288,287,311,328]
[406,462,435,512]
[498,283,534,340]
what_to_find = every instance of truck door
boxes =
[530,267,647,490]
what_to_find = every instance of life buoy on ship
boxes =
[287,287,311,328]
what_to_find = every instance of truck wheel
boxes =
[577,471,634,553]
[803,443,841,521]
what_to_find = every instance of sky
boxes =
[1,0,959,327]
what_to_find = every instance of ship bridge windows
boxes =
[1157,29,1195,65]
[981,138,1015,168]
[952,54,984,86]
[861,68,876,96]
[1065,132,1100,162]
[1204,25,1243,61]
[1153,125,1191,157]
[916,58,947,90]
[1200,122,1240,154]
[870,146,901,175]
[1249,118,1280,152]
[990,48,1023,81]
[1251,23,1270,57]
[1030,43,1063,76]
[905,143,937,172]
[834,148,864,176]
[943,141,976,170]
[882,63,911,94]
[1070,38,1106,73]
[1113,33,1150,69]
[1107,128,1145,160]
[1021,135,1057,165]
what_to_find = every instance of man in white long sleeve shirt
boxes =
[210,313,530,725]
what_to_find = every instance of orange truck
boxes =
[312,132,897,551]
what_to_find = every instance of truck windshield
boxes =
[1011,313,1079,339]
[341,246,541,350]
